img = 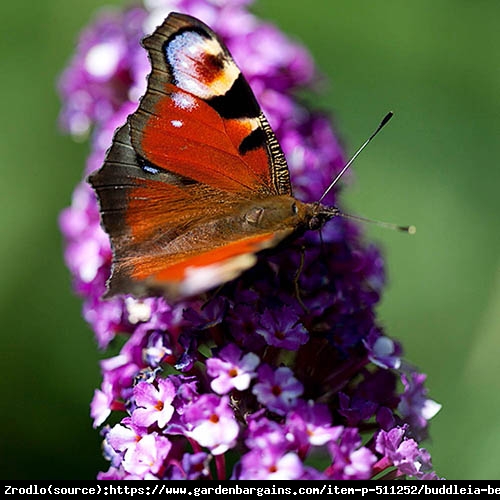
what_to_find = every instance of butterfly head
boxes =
[306,202,340,231]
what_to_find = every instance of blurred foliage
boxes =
[0,0,499,479]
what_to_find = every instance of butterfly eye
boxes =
[291,202,298,215]
[309,216,321,230]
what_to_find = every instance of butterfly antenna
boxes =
[319,111,415,234]
[318,111,394,203]
[335,211,416,234]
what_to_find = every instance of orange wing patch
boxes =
[120,232,287,298]
[137,86,268,193]
[152,233,275,281]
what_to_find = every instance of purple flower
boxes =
[230,22,315,92]
[82,294,125,349]
[284,114,346,205]
[256,307,308,350]
[97,466,127,480]
[239,448,304,480]
[252,365,303,416]
[244,413,288,451]
[143,331,172,367]
[100,354,141,403]
[327,428,377,480]
[132,378,176,429]
[90,380,114,428]
[106,417,172,478]
[206,344,259,394]
[286,401,343,448]
[181,452,211,480]
[59,185,110,286]
[165,452,211,480]
[364,331,402,370]
[375,426,439,479]
[59,0,440,481]
[226,303,266,351]
[183,395,239,455]
[398,369,442,438]
[238,415,305,479]
[58,8,147,136]
[183,297,227,330]
[338,392,378,426]
[122,433,171,478]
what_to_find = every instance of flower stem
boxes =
[215,454,226,480]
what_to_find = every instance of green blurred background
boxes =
[1,0,499,479]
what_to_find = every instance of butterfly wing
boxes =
[132,12,291,197]
[89,12,298,299]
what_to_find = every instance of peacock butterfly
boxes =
[89,12,389,300]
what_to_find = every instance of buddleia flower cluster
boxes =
[59,0,441,480]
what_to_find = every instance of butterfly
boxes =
[89,12,344,300]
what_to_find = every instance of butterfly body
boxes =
[89,12,339,299]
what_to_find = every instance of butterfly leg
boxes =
[293,245,309,314]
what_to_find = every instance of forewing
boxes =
[129,12,292,197]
